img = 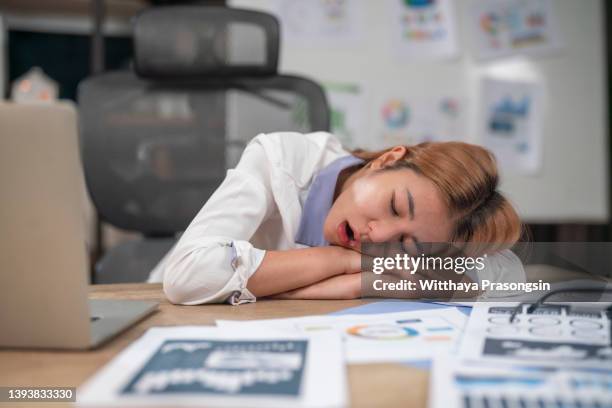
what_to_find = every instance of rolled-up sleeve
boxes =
[163,239,266,305]
[162,136,275,305]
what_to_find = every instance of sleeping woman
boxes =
[148,132,523,305]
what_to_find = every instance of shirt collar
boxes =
[295,155,364,247]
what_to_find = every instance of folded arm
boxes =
[270,272,363,300]
[246,246,361,298]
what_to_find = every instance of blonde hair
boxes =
[352,142,522,255]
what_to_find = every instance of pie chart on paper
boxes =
[346,324,419,340]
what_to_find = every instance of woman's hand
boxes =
[270,272,362,300]
[334,245,363,274]
[247,246,364,298]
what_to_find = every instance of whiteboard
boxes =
[230,0,608,223]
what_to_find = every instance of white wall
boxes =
[230,0,608,223]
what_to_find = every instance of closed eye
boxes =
[390,192,400,216]
[392,192,407,249]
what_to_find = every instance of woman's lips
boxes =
[337,221,359,248]
[337,221,350,246]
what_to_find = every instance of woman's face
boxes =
[323,148,454,254]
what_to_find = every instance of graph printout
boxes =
[77,326,346,407]
[218,308,468,363]
[459,302,612,369]
[430,357,612,408]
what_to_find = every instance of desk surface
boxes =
[0,283,428,408]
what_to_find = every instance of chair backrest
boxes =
[78,6,330,236]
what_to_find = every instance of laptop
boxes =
[0,102,158,349]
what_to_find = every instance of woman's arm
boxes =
[163,137,276,305]
[247,246,361,297]
[163,135,365,305]
[270,272,363,300]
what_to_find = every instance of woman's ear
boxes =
[369,146,408,170]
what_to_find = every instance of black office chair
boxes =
[78,6,330,283]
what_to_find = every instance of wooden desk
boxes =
[0,283,428,408]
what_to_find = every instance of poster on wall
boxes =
[271,0,364,47]
[390,0,459,60]
[372,93,465,149]
[323,82,368,150]
[469,0,561,60]
[480,78,543,175]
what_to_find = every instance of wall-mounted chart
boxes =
[390,0,459,60]
[230,0,609,222]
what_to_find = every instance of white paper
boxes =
[390,0,459,60]
[77,326,347,407]
[480,78,542,174]
[458,302,612,369]
[225,89,311,167]
[372,93,466,149]
[469,0,561,61]
[430,357,612,408]
[218,309,467,363]
[271,0,364,47]
[323,81,368,150]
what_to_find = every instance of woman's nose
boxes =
[367,219,404,243]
